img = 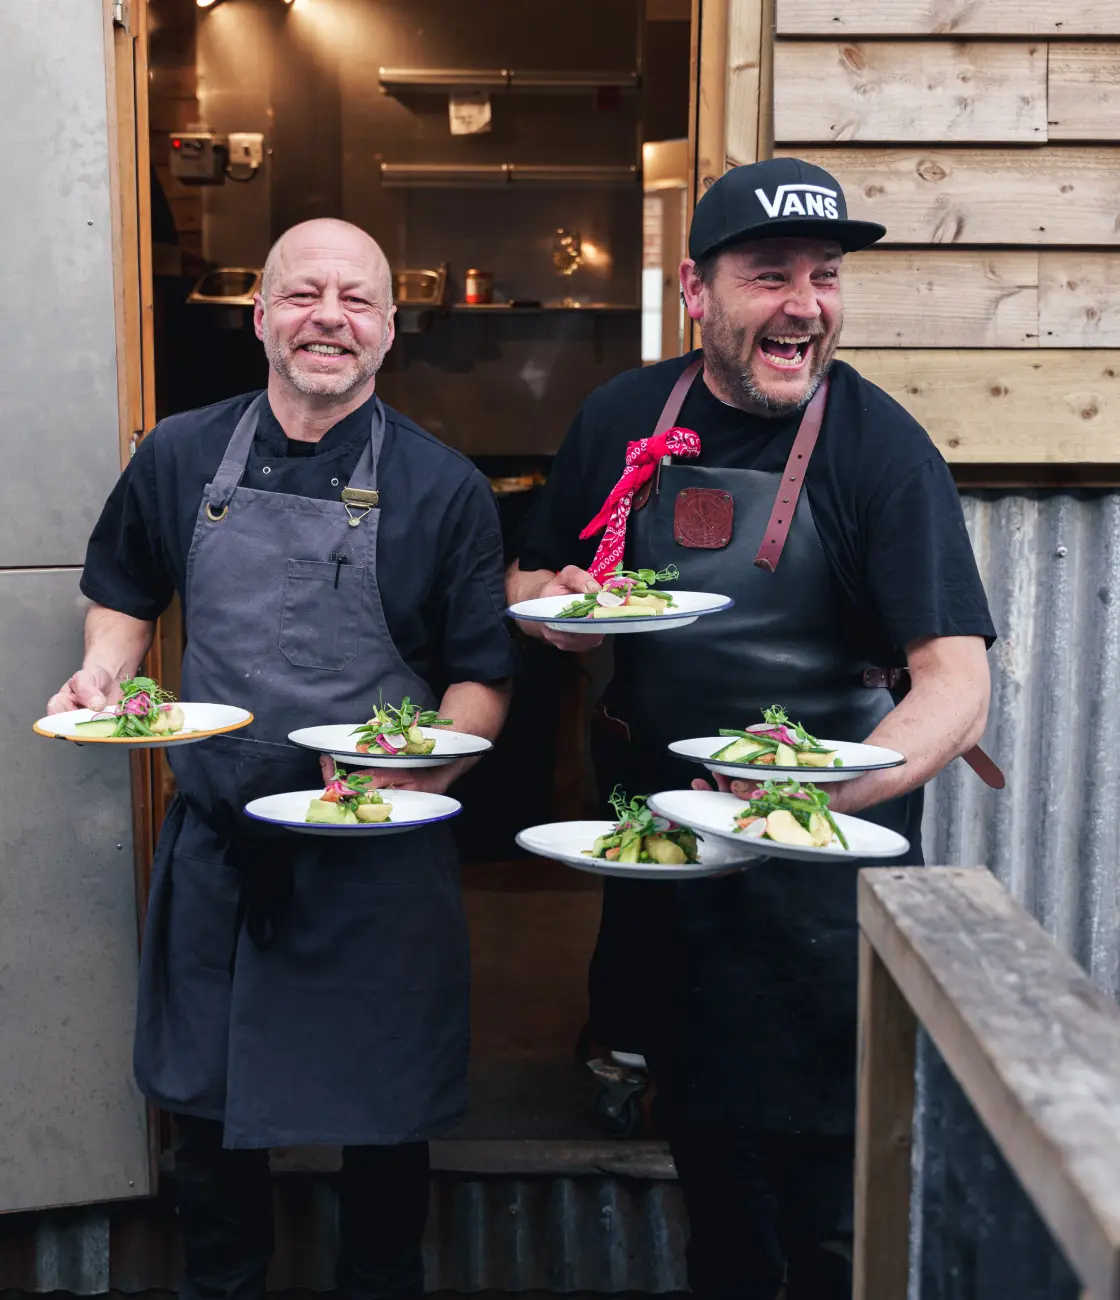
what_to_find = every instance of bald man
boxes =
[51,219,516,1300]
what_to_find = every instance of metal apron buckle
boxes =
[341,486,379,528]
[206,502,229,523]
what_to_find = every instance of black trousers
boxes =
[648,1049,854,1300]
[173,1114,431,1300]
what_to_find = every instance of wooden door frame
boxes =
[686,0,773,348]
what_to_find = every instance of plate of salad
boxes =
[669,705,905,784]
[515,788,755,880]
[243,769,462,837]
[507,563,733,635]
[647,784,909,863]
[34,677,252,748]
[289,696,493,769]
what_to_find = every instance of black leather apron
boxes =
[589,360,923,1135]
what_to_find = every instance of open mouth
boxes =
[758,335,812,371]
[299,342,353,359]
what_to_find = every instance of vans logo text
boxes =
[755,184,839,220]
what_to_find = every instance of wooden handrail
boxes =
[855,867,1120,1300]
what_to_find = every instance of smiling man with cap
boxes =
[507,158,997,1299]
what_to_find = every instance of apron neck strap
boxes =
[654,356,704,437]
[343,395,385,494]
[208,394,266,511]
[207,393,386,512]
[753,376,830,574]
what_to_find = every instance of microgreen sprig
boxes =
[557,562,680,619]
[94,676,177,738]
[352,692,452,748]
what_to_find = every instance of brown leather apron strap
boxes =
[654,357,704,437]
[862,669,1005,790]
[753,378,829,574]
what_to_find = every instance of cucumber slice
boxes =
[713,736,771,763]
[74,718,120,739]
[775,742,798,767]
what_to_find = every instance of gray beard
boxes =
[262,328,389,397]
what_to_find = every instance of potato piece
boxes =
[644,835,688,865]
[355,803,392,823]
[591,605,653,619]
[799,750,837,768]
[807,812,834,847]
[764,810,816,847]
[405,737,436,756]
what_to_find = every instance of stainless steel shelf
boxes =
[450,302,641,313]
[380,163,640,188]
[379,67,639,94]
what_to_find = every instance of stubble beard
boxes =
[702,297,841,415]
[262,320,391,398]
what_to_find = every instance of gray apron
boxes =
[134,395,470,1149]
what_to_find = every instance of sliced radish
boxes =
[596,590,625,608]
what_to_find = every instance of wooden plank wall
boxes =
[714,0,1120,463]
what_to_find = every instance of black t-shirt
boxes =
[518,353,996,662]
[80,390,518,691]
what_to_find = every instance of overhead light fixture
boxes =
[196,0,223,8]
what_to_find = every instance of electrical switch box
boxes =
[169,132,228,185]
[228,133,265,170]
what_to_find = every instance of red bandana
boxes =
[579,426,702,581]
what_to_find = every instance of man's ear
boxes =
[679,259,706,322]
[253,293,266,342]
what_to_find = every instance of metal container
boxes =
[465,268,494,304]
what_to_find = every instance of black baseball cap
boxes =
[688,157,886,261]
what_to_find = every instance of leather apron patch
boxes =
[674,487,734,549]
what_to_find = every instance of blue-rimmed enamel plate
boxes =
[507,590,734,635]
[243,788,461,837]
[288,724,492,770]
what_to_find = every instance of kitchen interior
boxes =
[147,0,694,1145]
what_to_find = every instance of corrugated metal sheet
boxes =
[925,490,1120,999]
[914,487,1120,1300]
[0,1175,688,1296]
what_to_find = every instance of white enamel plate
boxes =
[515,819,756,880]
[506,591,734,635]
[33,703,253,749]
[668,736,906,784]
[243,788,462,837]
[646,789,910,864]
[288,724,492,770]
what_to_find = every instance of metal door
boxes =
[0,0,155,1212]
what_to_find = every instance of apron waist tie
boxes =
[230,849,296,961]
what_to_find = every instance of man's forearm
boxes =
[439,679,511,742]
[436,678,512,786]
[84,604,157,683]
[830,637,990,815]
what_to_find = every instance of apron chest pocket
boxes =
[279,558,365,670]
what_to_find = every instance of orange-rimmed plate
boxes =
[33,703,253,748]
